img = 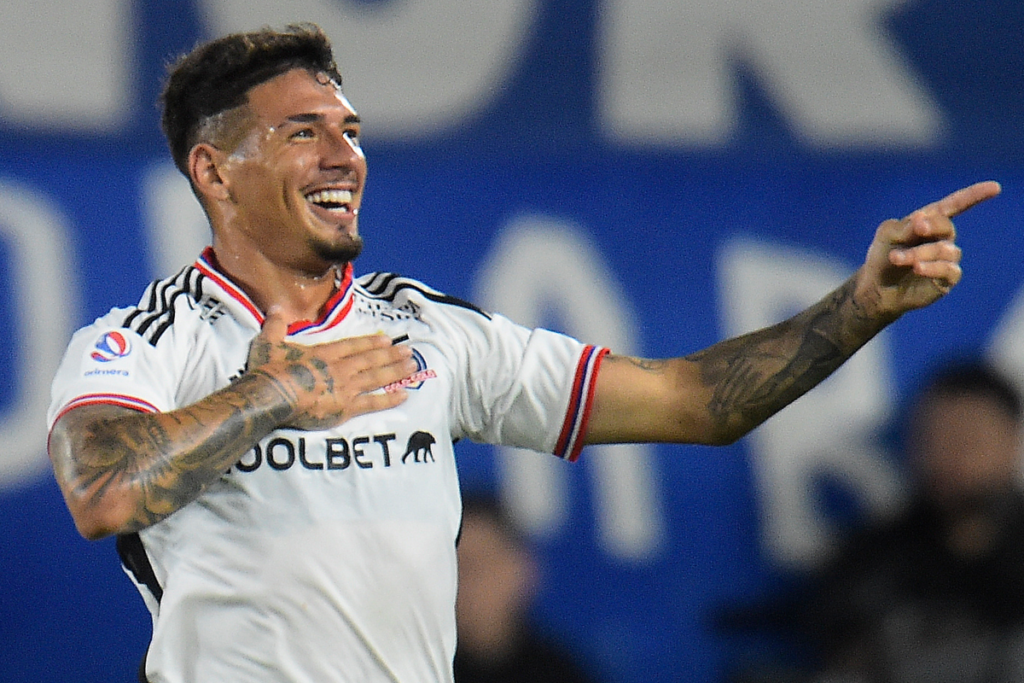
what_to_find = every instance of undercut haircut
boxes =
[160,23,343,176]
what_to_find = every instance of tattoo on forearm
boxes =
[685,277,878,430]
[65,373,292,532]
[58,327,371,533]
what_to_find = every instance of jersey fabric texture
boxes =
[47,249,607,683]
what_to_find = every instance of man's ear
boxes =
[189,143,231,203]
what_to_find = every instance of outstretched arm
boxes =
[584,181,1001,446]
[49,310,416,540]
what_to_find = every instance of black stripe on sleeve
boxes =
[123,266,207,347]
[360,273,491,320]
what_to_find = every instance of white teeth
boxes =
[305,189,353,206]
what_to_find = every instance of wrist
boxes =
[236,369,297,426]
[850,268,901,330]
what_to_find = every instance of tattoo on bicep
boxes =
[68,378,290,531]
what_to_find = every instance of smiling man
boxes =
[45,23,999,683]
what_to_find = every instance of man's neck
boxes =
[205,245,346,325]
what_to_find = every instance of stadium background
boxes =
[1,1,1022,681]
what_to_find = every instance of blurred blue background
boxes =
[1,1,1022,681]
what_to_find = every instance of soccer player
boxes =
[46,23,999,683]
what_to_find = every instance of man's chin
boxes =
[313,236,363,264]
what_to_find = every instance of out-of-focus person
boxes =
[454,493,601,683]
[800,358,1024,683]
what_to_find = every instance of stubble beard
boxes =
[311,233,364,265]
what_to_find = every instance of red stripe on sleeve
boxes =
[564,347,609,462]
[554,346,609,460]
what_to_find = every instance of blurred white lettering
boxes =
[142,163,211,278]
[0,0,132,130]
[985,288,1024,455]
[198,0,537,139]
[475,215,663,561]
[598,0,942,147]
[0,181,78,487]
[718,238,903,567]
[0,0,945,148]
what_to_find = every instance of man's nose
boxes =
[321,128,362,169]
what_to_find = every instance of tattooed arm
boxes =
[49,310,416,540]
[585,181,1001,446]
[586,276,879,445]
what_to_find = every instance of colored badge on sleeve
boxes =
[90,330,133,362]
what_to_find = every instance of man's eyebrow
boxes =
[285,113,322,124]
[284,113,361,125]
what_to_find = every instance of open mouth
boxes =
[305,189,354,214]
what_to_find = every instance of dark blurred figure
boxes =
[716,358,1024,683]
[799,358,1024,683]
[454,494,600,683]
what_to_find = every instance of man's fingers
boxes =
[316,351,415,422]
[347,346,418,386]
[348,389,409,419]
[278,340,417,429]
[321,336,415,378]
[910,180,1001,220]
[911,259,962,286]
[889,240,962,267]
[884,180,999,247]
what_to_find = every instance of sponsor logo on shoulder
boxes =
[90,331,132,362]
[384,348,436,393]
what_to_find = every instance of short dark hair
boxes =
[160,23,343,175]
[916,358,1022,422]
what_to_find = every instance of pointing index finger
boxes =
[912,180,1002,220]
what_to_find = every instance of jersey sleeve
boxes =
[47,312,178,430]
[444,310,608,462]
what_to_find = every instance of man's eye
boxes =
[345,130,361,146]
[291,129,315,139]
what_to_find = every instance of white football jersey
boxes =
[48,249,607,683]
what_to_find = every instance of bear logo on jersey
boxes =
[91,331,132,362]
[401,431,436,463]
